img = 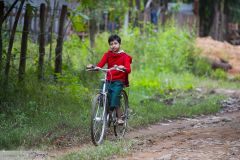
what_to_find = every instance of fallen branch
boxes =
[211,58,232,71]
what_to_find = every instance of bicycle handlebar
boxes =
[86,65,125,72]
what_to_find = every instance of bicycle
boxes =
[87,65,129,146]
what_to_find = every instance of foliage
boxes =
[211,68,227,80]
[191,57,212,77]
[120,23,195,73]
[227,0,240,23]
[69,10,89,32]
[68,0,129,32]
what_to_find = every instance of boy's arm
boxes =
[96,53,108,68]
[124,55,132,74]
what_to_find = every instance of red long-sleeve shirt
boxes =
[97,50,132,83]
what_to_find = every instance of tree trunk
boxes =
[55,5,67,75]
[134,0,141,27]
[144,0,152,25]
[123,11,129,34]
[0,1,4,69]
[199,1,211,36]
[38,3,46,80]
[5,0,25,83]
[193,0,199,16]
[104,11,108,31]
[49,0,58,67]
[18,3,32,81]
[89,17,97,48]
[219,0,226,41]
[210,0,226,41]
[160,0,168,26]
[212,2,220,39]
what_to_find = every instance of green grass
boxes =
[128,89,225,127]
[0,78,92,149]
[59,140,133,160]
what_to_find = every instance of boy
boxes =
[87,34,132,124]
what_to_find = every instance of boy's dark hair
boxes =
[108,34,121,44]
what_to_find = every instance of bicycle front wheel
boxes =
[90,93,107,145]
[114,90,129,138]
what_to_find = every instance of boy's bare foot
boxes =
[117,118,125,125]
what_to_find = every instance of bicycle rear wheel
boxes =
[90,94,107,145]
[114,90,129,138]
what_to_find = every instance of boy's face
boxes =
[109,40,120,53]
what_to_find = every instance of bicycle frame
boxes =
[87,66,127,145]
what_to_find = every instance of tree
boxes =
[0,1,4,69]
[55,5,68,75]
[38,3,46,80]
[0,0,19,70]
[4,0,25,83]
[69,0,128,47]
[144,0,153,25]
[225,0,240,23]
[160,0,168,26]
[199,0,240,41]
[209,0,226,41]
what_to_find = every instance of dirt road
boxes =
[115,96,240,160]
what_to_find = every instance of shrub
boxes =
[211,69,227,80]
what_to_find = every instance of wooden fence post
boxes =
[89,17,97,48]
[38,3,46,80]
[48,0,58,67]
[54,5,67,75]
[0,1,4,69]
[18,3,32,81]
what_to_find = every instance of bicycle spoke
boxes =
[90,94,107,145]
[114,90,128,138]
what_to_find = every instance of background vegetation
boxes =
[1,1,240,157]
[1,22,237,150]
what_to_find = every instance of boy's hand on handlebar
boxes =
[86,64,99,71]
[118,65,126,71]
[86,64,95,69]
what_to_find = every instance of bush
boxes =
[211,69,227,80]
[191,57,212,77]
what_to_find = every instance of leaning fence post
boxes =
[5,0,25,84]
[54,5,67,75]
[38,3,46,80]
[18,3,32,81]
